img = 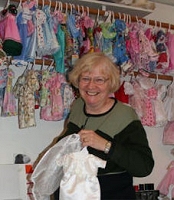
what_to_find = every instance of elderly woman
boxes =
[33,52,154,200]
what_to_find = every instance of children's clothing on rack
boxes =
[2,0,174,76]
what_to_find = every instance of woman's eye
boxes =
[82,77,90,82]
[95,78,104,84]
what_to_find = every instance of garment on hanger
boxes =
[152,81,167,127]
[13,0,36,66]
[155,30,169,74]
[0,68,8,107]
[1,68,17,116]
[163,81,174,121]
[40,72,74,121]
[163,121,174,145]
[13,69,40,128]
[166,31,174,74]
[113,19,129,67]
[53,24,65,73]
[0,39,7,64]
[0,10,22,56]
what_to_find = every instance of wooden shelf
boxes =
[134,71,173,81]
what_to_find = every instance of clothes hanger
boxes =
[65,2,68,15]
[42,0,44,9]
[40,59,45,71]
[111,11,115,23]
[4,0,10,9]
[76,4,79,13]
[86,6,89,17]
[105,10,112,23]
[46,59,55,71]
[48,0,51,11]
[94,9,100,27]
[81,5,84,16]
[54,1,58,12]
[58,1,63,12]
[69,3,73,15]
[118,12,121,20]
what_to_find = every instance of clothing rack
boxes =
[8,0,174,81]
[11,0,174,30]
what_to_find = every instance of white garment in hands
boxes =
[57,147,106,200]
[31,134,82,200]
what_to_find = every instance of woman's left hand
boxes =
[78,129,108,151]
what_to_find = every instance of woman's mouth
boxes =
[86,91,99,96]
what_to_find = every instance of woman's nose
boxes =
[86,79,96,87]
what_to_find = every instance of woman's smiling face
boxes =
[78,64,111,112]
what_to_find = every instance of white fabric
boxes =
[31,134,82,200]
[57,147,106,200]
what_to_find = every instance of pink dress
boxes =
[40,72,65,121]
[0,13,22,56]
[157,161,174,197]
[136,75,157,126]
[124,80,145,118]
[141,87,157,126]
[166,31,174,74]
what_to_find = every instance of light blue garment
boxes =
[113,19,129,66]
[25,13,37,62]
[37,5,59,57]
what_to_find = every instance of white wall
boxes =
[146,3,174,24]
[0,67,64,165]
[0,66,64,199]
[1,2,174,199]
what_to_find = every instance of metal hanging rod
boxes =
[11,0,174,29]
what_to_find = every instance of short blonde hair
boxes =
[68,52,120,93]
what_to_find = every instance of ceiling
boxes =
[0,0,174,17]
